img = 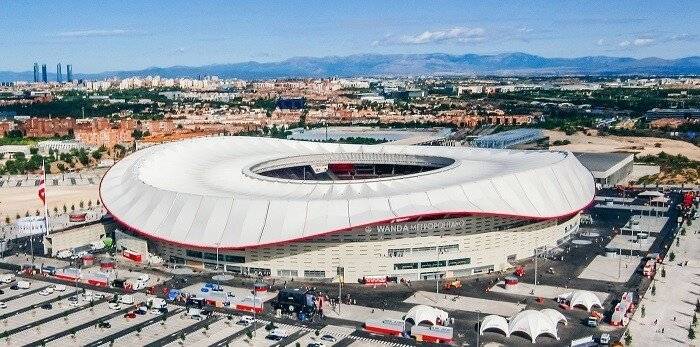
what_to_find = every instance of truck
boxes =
[0,274,15,284]
[642,259,656,277]
[272,288,317,317]
[514,266,525,277]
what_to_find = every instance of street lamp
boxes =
[476,309,481,347]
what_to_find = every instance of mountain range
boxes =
[1,53,699,82]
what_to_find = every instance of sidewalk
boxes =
[627,216,699,346]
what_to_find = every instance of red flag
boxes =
[38,178,45,204]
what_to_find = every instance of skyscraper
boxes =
[41,64,47,83]
[33,63,39,83]
[56,63,63,83]
[66,64,73,83]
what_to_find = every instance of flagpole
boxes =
[42,160,50,236]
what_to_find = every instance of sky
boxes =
[1,0,698,73]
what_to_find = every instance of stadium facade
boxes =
[100,137,595,281]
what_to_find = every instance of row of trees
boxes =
[0,145,114,175]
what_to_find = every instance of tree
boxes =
[79,201,84,209]
[689,325,696,340]
[651,283,656,296]
[63,204,67,213]
[625,332,632,345]
[661,267,666,277]
[693,313,697,326]
[71,204,75,212]
[669,251,676,262]
[641,305,646,318]
[53,207,58,214]
[25,211,29,217]
[696,299,700,313]
[88,200,93,208]
[4,217,9,225]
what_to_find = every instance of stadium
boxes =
[100,136,595,281]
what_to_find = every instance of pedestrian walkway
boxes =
[627,215,699,346]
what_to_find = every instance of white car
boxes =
[0,302,6,309]
[83,291,93,300]
[53,284,66,291]
[69,300,81,307]
[137,274,150,283]
[108,303,122,310]
[16,280,30,289]
[39,288,54,296]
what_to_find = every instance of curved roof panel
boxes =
[100,136,595,249]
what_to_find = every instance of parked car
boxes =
[108,303,122,310]
[586,316,599,327]
[320,335,337,342]
[98,322,111,329]
[0,302,6,309]
[53,284,66,291]
[41,303,52,310]
[0,274,15,284]
[39,288,54,296]
[16,280,30,289]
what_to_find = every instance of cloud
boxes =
[666,33,696,42]
[618,40,631,47]
[633,38,655,46]
[397,27,486,44]
[53,29,131,38]
[596,38,606,46]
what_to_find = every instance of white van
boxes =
[119,295,134,305]
[0,274,15,284]
[148,297,167,310]
[56,250,73,259]
[17,280,30,289]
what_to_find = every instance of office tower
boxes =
[66,64,73,82]
[33,63,39,83]
[56,63,63,83]
[41,64,47,83]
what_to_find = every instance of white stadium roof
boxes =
[100,136,595,249]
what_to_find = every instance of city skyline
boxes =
[1,1,698,73]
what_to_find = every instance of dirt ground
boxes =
[546,129,700,160]
[0,184,100,219]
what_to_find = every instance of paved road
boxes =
[83,308,184,347]
[270,330,307,347]
[0,289,76,320]
[208,321,263,347]
[23,305,134,346]
[1,297,109,338]
[143,314,220,347]
[0,285,50,304]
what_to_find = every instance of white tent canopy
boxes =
[480,315,509,336]
[559,290,603,312]
[404,305,449,326]
[508,310,559,343]
[540,308,568,326]
[638,190,664,198]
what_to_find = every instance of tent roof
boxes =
[565,290,603,312]
[508,310,559,343]
[404,305,448,326]
[480,315,509,336]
